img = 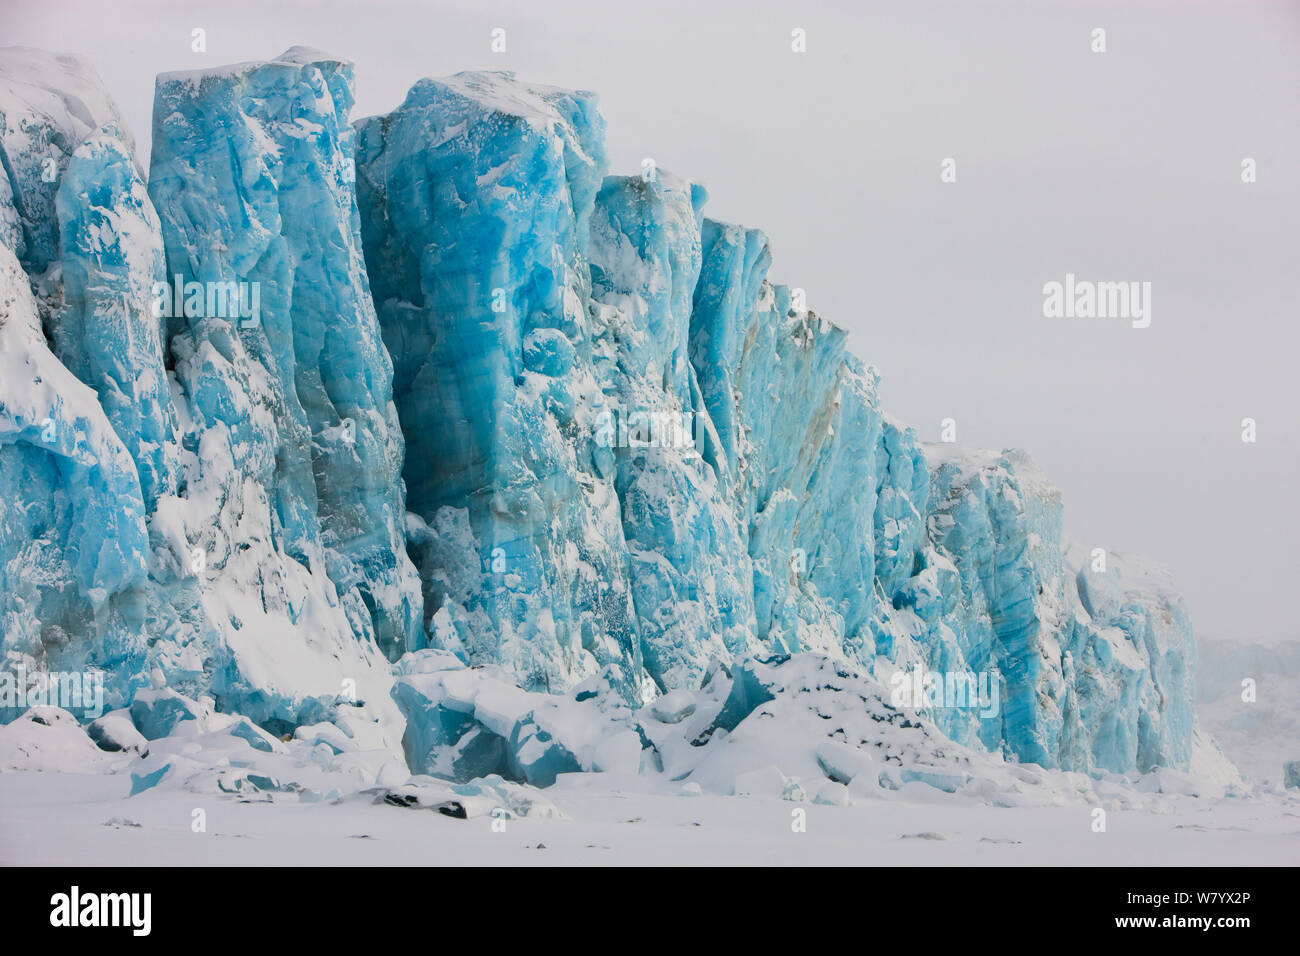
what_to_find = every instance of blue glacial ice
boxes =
[0,50,1204,782]
[587,171,760,691]
[148,46,422,663]
[0,48,139,280]
[56,124,179,509]
[0,241,151,708]
[355,73,642,698]
[2,48,421,744]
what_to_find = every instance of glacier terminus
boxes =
[0,44,1270,863]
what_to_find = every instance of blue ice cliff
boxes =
[354,75,642,696]
[147,46,421,666]
[2,47,418,748]
[0,47,1203,787]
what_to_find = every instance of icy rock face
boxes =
[1069,540,1196,772]
[690,222,893,660]
[682,218,1197,773]
[0,55,163,717]
[0,244,151,709]
[356,69,1199,774]
[0,48,139,281]
[355,72,641,697]
[148,47,421,662]
[881,445,1198,773]
[0,52,1201,780]
[55,125,179,507]
[1,48,416,748]
[903,446,1070,762]
[587,173,759,691]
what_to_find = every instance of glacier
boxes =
[355,73,642,698]
[0,44,1207,803]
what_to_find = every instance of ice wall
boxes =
[1,48,419,749]
[355,73,642,698]
[355,68,1197,772]
[0,50,1199,776]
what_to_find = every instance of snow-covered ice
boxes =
[0,45,1293,866]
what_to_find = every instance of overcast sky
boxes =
[5,0,1298,645]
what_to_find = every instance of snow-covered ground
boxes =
[3,768,1298,866]
[2,652,1296,867]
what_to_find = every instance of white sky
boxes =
[4,0,1298,644]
